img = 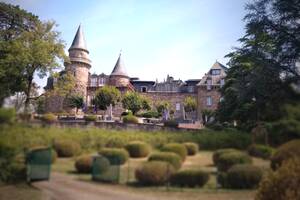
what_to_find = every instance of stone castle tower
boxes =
[108,53,131,90]
[65,25,91,101]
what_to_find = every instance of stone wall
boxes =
[109,76,130,88]
[197,86,221,118]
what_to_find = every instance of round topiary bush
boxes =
[99,148,129,165]
[248,144,274,159]
[135,161,175,185]
[270,139,300,170]
[183,142,199,156]
[148,152,182,170]
[74,155,93,173]
[256,157,300,200]
[122,115,139,124]
[41,113,57,123]
[84,115,97,122]
[125,141,151,158]
[212,148,239,166]
[219,164,263,189]
[161,143,187,161]
[53,140,81,158]
[170,170,209,187]
[217,151,252,172]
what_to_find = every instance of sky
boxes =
[5,0,249,91]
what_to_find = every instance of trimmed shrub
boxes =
[125,141,151,158]
[75,155,93,173]
[148,152,182,170]
[84,115,97,121]
[212,148,239,165]
[270,139,300,170]
[170,170,209,187]
[161,143,187,161]
[248,144,274,159]
[217,151,252,172]
[53,140,81,157]
[121,110,133,116]
[163,120,179,128]
[122,115,139,124]
[256,157,300,200]
[135,161,175,185]
[184,142,199,156]
[219,164,263,189]
[41,113,57,123]
[140,111,160,118]
[0,108,16,124]
[99,148,129,165]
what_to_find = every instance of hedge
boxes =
[99,148,129,165]
[148,152,182,170]
[53,140,81,157]
[135,161,175,185]
[170,170,209,187]
[217,151,252,172]
[184,142,199,155]
[125,141,151,158]
[248,144,274,159]
[161,143,187,161]
[212,148,239,165]
[122,115,139,124]
[74,155,93,173]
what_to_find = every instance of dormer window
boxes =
[141,86,147,92]
[90,77,97,87]
[211,69,221,75]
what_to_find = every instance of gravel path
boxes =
[32,172,155,200]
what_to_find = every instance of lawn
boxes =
[51,151,270,200]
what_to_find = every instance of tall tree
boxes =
[122,91,151,115]
[183,96,196,112]
[217,0,300,130]
[0,2,66,111]
[67,95,84,114]
[94,86,121,111]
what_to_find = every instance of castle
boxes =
[45,25,227,121]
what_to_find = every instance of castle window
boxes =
[211,69,221,75]
[91,77,97,87]
[207,79,212,90]
[99,78,105,86]
[206,96,212,106]
[141,86,147,92]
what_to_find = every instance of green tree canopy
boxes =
[122,91,151,115]
[183,96,196,112]
[155,101,170,116]
[94,86,121,111]
[216,0,300,130]
[67,95,84,114]
[0,2,66,111]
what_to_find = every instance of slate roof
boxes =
[69,24,88,52]
[110,53,129,77]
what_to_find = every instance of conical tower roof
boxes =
[110,52,129,77]
[69,24,88,53]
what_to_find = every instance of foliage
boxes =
[94,86,120,111]
[41,113,57,123]
[74,155,93,173]
[170,170,209,188]
[125,141,151,158]
[248,144,274,159]
[0,2,38,104]
[84,115,97,122]
[28,146,57,164]
[121,110,132,116]
[0,108,16,124]
[135,161,175,185]
[270,139,300,170]
[67,95,84,114]
[122,114,139,124]
[161,143,187,161]
[219,164,263,189]
[183,142,199,155]
[217,0,300,130]
[183,96,197,112]
[53,140,81,157]
[122,91,151,115]
[217,151,252,172]
[49,71,76,97]
[163,120,179,128]
[155,101,170,115]
[212,148,239,165]
[36,96,45,114]
[99,148,129,165]
[148,152,182,170]
[255,157,300,200]
[0,140,26,183]
[138,111,160,118]
[0,124,252,155]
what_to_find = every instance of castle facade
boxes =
[45,25,227,121]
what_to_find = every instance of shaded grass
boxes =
[0,184,46,200]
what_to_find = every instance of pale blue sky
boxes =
[5,0,249,90]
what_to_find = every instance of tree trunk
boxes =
[24,76,33,113]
